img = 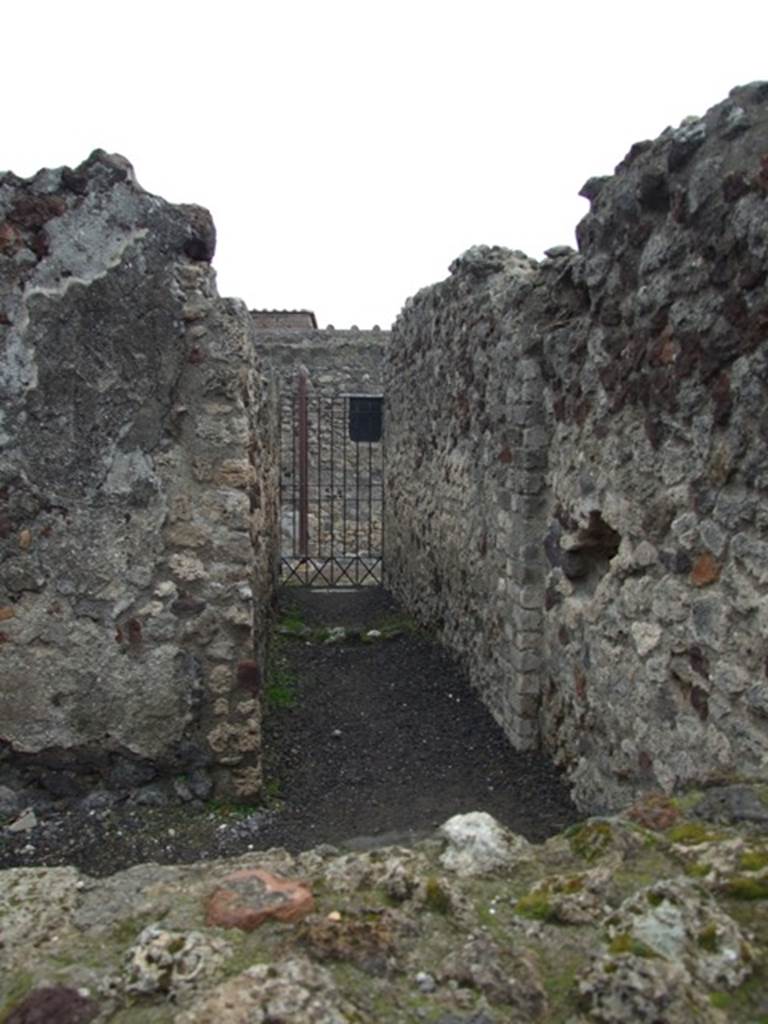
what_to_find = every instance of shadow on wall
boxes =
[546,510,622,597]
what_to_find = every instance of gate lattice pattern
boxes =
[279,376,384,587]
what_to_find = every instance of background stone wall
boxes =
[253,321,388,396]
[251,310,317,330]
[254,321,388,579]
[0,152,279,800]
[385,82,768,811]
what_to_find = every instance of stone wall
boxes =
[385,249,545,748]
[252,310,317,330]
[385,82,768,811]
[253,322,388,396]
[0,152,279,800]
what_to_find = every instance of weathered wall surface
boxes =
[252,309,317,330]
[385,249,545,749]
[0,152,278,799]
[385,82,768,811]
[254,323,388,396]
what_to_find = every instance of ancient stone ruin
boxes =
[2,79,768,1024]
[0,151,278,801]
[253,311,387,396]
[2,82,768,820]
[385,81,768,811]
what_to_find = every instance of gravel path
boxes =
[0,588,579,875]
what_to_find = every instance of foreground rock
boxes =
[2,795,767,1022]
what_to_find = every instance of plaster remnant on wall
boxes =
[0,150,279,800]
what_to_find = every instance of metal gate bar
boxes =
[279,377,384,587]
[297,371,309,556]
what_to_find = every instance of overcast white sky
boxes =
[4,1,766,327]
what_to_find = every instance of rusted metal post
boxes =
[297,369,309,558]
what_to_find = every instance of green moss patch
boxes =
[722,876,768,901]
[739,849,768,873]
[606,932,659,958]
[566,821,614,862]
[704,960,768,1023]
[666,822,720,846]
[515,892,558,923]
[277,611,306,636]
[683,861,711,879]
[265,637,299,708]
[697,923,720,952]
[423,877,451,915]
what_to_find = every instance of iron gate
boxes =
[279,372,384,587]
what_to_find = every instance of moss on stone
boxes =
[110,915,156,946]
[704,961,768,1023]
[516,892,557,922]
[666,822,719,845]
[697,923,720,952]
[739,848,768,873]
[606,932,659,958]
[217,940,272,981]
[722,876,768,900]
[611,849,682,898]
[683,861,711,878]
[566,821,613,862]
[670,792,693,811]
[709,991,734,1010]
[423,877,451,915]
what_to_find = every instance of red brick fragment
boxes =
[691,551,721,587]
[206,868,314,931]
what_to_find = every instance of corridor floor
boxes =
[260,586,579,849]
[0,588,579,875]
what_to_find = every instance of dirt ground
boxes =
[0,588,579,875]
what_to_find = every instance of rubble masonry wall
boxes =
[385,83,768,810]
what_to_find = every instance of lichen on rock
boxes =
[438,811,532,876]
[0,806,767,1022]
